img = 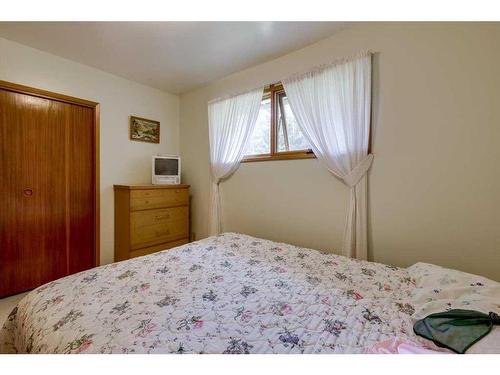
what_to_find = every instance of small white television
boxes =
[152,155,181,185]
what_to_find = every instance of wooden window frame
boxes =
[242,83,316,163]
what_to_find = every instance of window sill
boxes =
[242,151,316,163]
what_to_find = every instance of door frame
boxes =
[0,80,100,267]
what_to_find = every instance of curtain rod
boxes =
[208,50,374,105]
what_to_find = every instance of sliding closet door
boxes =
[66,104,96,275]
[0,85,97,297]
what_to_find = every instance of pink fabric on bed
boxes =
[366,337,452,354]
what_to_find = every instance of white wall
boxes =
[0,37,180,265]
[180,22,500,281]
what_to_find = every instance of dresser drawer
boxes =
[129,238,189,259]
[131,206,186,228]
[130,206,188,249]
[130,188,188,210]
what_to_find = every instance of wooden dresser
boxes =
[114,184,190,261]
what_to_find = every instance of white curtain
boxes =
[208,88,264,236]
[283,53,373,260]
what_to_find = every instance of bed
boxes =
[1,233,499,354]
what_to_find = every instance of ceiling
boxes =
[0,22,348,94]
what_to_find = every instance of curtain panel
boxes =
[207,88,264,236]
[283,53,373,260]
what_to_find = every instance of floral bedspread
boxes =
[1,233,498,354]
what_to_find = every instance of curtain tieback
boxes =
[342,154,374,188]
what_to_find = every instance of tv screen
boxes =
[155,158,178,176]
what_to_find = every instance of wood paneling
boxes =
[0,82,99,297]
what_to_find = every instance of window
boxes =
[244,97,271,156]
[243,83,315,162]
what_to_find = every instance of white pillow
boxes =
[407,262,500,353]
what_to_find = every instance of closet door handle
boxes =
[23,188,34,197]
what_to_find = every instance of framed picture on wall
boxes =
[130,116,160,143]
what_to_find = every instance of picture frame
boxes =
[129,116,160,144]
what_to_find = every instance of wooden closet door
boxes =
[0,88,96,297]
[66,103,96,275]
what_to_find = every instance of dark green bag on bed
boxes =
[413,309,500,354]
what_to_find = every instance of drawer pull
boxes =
[155,214,170,220]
